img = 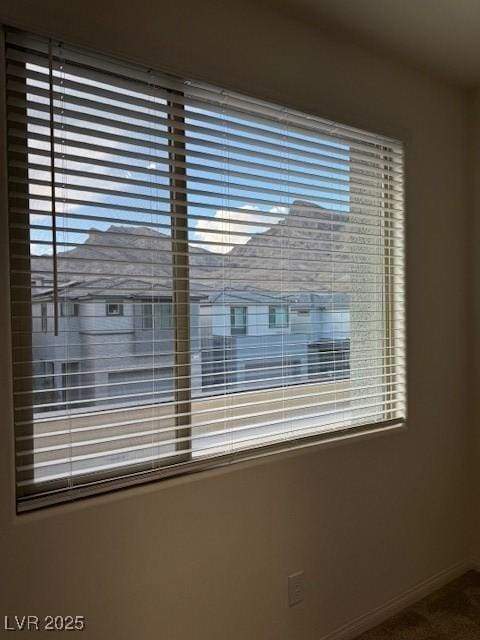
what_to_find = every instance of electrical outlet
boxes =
[288,570,305,606]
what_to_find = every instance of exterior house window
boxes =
[40,303,48,333]
[61,362,81,405]
[157,303,172,329]
[33,360,55,389]
[33,361,56,412]
[60,302,78,317]
[142,304,153,329]
[269,305,289,329]
[230,306,247,335]
[106,302,124,316]
[142,303,172,329]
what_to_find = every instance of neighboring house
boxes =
[31,277,207,412]
[28,199,353,412]
[31,281,351,414]
[200,288,351,394]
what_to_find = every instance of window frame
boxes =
[6,32,405,512]
[61,361,81,406]
[230,306,248,336]
[59,301,78,317]
[268,304,289,329]
[40,302,48,333]
[157,302,173,329]
[141,303,153,329]
[106,302,124,316]
[141,301,174,330]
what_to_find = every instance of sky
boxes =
[22,61,351,257]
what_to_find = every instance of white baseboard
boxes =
[320,559,471,640]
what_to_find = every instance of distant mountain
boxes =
[32,200,350,294]
[192,200,349,292]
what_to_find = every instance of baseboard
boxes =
[320,559,471,640]
[470,556,480,572]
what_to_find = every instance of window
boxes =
[157,303,173,329]
[60,302,78,317]
[6,30,405,510]
[142,304,153,329]
[106,302,124,316]
[61,362,81,406]
[40,303,48,333]
[269,305,289,329]
[32,361,56,411]
[142,303,172,329]
[231,306,247,335]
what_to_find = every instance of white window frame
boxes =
[106,302,124,316]
[230,306,248,336]
[268,305,289,329]
[59,301,78,317]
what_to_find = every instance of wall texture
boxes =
[0,1,471,638]
[468,89,480,569]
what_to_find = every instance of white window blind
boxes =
[5,29,406,510]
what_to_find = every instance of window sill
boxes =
[16,417,406,515]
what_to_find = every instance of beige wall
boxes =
[468,89,480,567]
[0,1,471,638]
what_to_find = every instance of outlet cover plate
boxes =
[288,571,305,606]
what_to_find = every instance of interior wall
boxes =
[0,1,470,639]
[468,89,480,567]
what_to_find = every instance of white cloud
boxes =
[193,204,288,253]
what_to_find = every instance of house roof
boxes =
[285,292,351,310]
[33,278,208,302]
[206,287,288,305]
[33,279,351,310]
[206,288,350,308]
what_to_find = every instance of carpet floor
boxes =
[355,571,480,640]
